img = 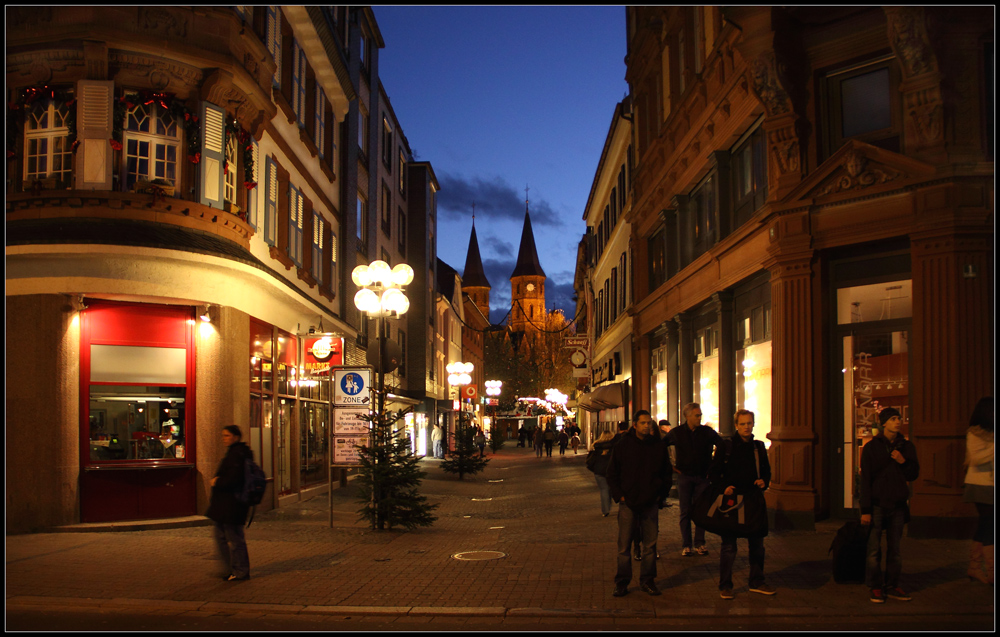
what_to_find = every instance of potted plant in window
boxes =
[134,177,175,198]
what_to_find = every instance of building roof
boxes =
[461,222,491,289]
[509,206,546,280]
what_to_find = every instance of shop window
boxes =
[837,280,912,324]
[123,100,180,192]
[300,402,329,487]
[23,97,73,186]
[820,54,901,158]
[275,331,296,495]
[89,385,187,462]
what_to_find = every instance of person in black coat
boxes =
[206,425,253,581]
[709,410,774,600]
[606,410,673,597]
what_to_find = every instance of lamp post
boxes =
[486,380,502,439]
[352,260,412,528]
[447,361,474,452]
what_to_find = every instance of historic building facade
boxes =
[5,6,440,533]
[625,6,993,535]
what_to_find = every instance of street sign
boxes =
[334,368,372,406]
[334,408,371,435]
[333,435,366,464]
[462,384,477,400]
[562,336,589,349]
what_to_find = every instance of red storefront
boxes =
[78,301,198,523]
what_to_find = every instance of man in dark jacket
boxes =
[709,409,774,599]
[206,425,253,581]
[665,402,722,556]
[606,410,673,597]
[860,407,920,604]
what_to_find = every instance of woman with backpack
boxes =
[587,431,617,516]
[206,425,254,581]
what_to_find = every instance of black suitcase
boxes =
[829,520,870,584]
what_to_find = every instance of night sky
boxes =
[374,6,629,325]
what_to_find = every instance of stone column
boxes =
[763,214,818,530]
[664,319,680,427]
[714,291,736,437]
[908,224,993,537]
[675,312,695,410]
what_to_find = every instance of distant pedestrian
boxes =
[860,407,920,604]
[474,427,487,458]
[606,410,673,597]
[587,431,617,516]
[558,429,569,455]
[431,424,444,459]
[964,397,994,585]
[517,426,527,448]
[206,425,253,582]
[534,427,545,458]
[544,427,555,457]
[571,433,581,454]
[711,410,774,600]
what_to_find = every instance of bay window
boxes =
[123,100,180,192]
[24,98,73,185]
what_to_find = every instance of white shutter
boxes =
[199,102,225,208]
[75,80,114,190]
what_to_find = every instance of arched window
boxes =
[24,99,72,185]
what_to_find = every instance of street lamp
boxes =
[485,380,502,438]
[447,361,474,451]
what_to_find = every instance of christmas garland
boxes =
[110,90,200,163]
[7,85,78,160]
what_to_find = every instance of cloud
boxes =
[437,173,561,226]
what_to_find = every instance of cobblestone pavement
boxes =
[6,446,995,630]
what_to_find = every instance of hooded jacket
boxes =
[859,432,919,515]
[606,429,673,510]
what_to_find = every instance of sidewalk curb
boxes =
[8,596,993,620]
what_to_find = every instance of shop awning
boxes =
[577,381,629,413]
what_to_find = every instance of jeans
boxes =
[866,505,906,588]
[975,503,994,546]
[559,443,567,455]
[213,522,250,578]
[545,440,553,456]
[615,502,659,587]
[595,474,612,516]
[433,440,443,459]
[719,535,765,590]
[535,442,544,457]
[677,473,711,548]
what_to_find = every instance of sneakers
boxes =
[613,583,630,597]
[886,586,911,601]
[870,588,886,603]
[720,587,735,600]
[681,547,693,557]
[640,582,662,596]
[749,583,777,595]
[226,574,250,581]
[695,545,709,556]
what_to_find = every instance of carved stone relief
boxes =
[139,7,188,39]
[8,51,84,85]
[109,52,203,96]
[885,7,937,79]
[816,150,903,197]
[749,54,791,117]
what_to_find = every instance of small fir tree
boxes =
[441,411,490,480]
[487,424,505,454]
[356,407,438,530]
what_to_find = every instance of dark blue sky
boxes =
[373,6,629,325]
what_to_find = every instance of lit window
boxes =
[311,212,324,284]
[24,98,72,184]
[224,129,238,205]
[124,100,180,191]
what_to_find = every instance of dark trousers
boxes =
[213,522,250,578]
[975,503,994,546]
[615,502,658,587]
[544,440,553,456]
[677,473,710,548]
[719,535,765,590]
[866,504,906,588]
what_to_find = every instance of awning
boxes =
[577,381,629,413]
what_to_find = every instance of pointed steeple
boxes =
[510,201,546,279]
[462,217,491,290]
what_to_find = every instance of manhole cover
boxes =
[451,551,507,561]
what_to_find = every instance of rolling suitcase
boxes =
[829,520,870,584]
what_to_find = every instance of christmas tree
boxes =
[356,407,438,530]
[441,411,490,480]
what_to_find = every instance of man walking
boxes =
[206,425,253,581]
[606,410,673,597]
[711,410,775,599]
[860,407,920,604]
[665,403,722,556]
[431,424,444,459]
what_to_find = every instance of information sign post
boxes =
[328,366,373,527]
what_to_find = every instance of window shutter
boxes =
[267,7,281,88]
[199,102,226,208]
[248,139,259,229]
[75,80,114,190]
[264,155,277,245]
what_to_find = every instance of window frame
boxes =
[23,98,73,185]
[819,53,901,159]
[731,122,768,229]
[311,210,325,285]
[122,98,182,192]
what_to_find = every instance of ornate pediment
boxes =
[781,140,937,205]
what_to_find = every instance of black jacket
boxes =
[206,441,253,525]
[859,433,919,515]
[708,434,771,495]
[666,424,722,478]
[606,429,673,510]
[588,439,616,477]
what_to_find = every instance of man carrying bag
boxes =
[702,409,775,599]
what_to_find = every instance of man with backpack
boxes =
[206,425,255,581]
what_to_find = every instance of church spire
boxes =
[462,216,491,290]
[510,197,546,279]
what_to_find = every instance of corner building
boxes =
[5,6,437,533]
[625,6,993,535]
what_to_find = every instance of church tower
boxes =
[508,199,546,334]
[461,217,491,321]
